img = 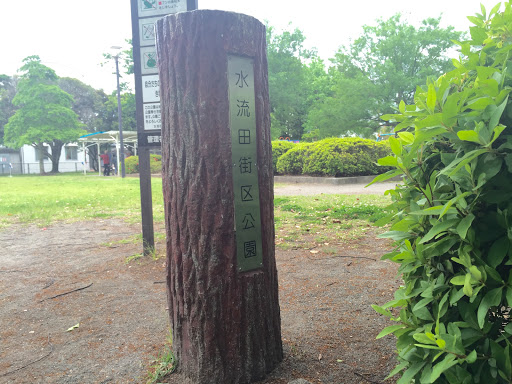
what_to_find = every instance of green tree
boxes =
[267,25,315,140]
[103,91,136,132]
[100,41,137,132]
[58,77,106,132]
[4,56,85,173]
[305,68,379,138]
[307,14,464,138]
[0,75,17,144]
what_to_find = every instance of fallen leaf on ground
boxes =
[66,323,80,332]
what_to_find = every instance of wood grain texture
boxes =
[156,10,282,384]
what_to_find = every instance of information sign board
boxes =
[138,0,187,17]
[143,102,162,130]
[142,74,160,102]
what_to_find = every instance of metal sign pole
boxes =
[130,0,198,256]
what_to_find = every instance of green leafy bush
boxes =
[372,3,512,383]
[276,142,313,175]
[125,156,138,174]
[276,137,390,176]
[124,155,162,174]
[149,154,162,174]
[271,140,296,173]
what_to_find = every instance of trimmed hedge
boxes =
[124,154,162,174]
[275,138,391,177]
[271,140,295,173]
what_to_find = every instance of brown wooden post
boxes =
[156,10,282,384]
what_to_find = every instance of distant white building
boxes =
[1,131,139,175]
[0,144,85,175]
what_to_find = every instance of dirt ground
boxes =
[0,182,401,384]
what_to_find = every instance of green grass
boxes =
[274,194,390,249]
[0,175,390,238]
[146,331,177,384]
[0,174,164,227]
[274,194,390,226]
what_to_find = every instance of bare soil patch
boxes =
[1,187,400,383]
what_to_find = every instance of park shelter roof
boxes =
[78,131,138,176]
[78,130,138,144]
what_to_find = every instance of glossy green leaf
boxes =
[397,362,427,384]
[489,96,509,130]
[378,156,398,167]
[463,273,473,297]
[399,100,406,114]
[376,324,405,339]
[427,83,437,111]
[506,287,512,308]
[478,287,503,328]
[420,219,460,244]
[436,338,446,349]
[386,361,409,379]
[412,297,433,312]
[413,333,437,345]
[450,275,466,285]
[466,350,477,364]
[439,192,471,218]
[470,266,482,281]
[371,304,393,318]
[430,354,458,382]
[488,236,509,268]
[466,97,493,110]
[389,137,402,156]
[457,130,481,143]
[398,132,414,144]
[456,214,475,239]
[366,169,402,186]
[442,149,487,177]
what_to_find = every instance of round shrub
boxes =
[276,143,313,175]
[303,138,391,177]
[149,154,162,174]
[124,156,138,174]
[271,140,295,174]
[276,138,391,177]
[123,155,162,174]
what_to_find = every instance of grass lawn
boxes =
[0,174,391,247]
[0,174,164,228]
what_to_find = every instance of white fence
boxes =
[0,162,85,175]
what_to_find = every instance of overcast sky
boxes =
[0,0,500,93]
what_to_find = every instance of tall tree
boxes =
[58,77,106,133]
[267,25,315,140]
[349,14,462,107]
[0,75,18,145]
[103,91,136,132]
[307,14,464,138]
[4,56,84,173]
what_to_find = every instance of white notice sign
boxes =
[142,75,160,102]
[144,102,161,131]
[138,0,187,17]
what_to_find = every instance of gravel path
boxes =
[274,180,398,196]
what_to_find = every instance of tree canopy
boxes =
[268,14,464,140]
[4,56,85,173]
[0,74,17,144]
